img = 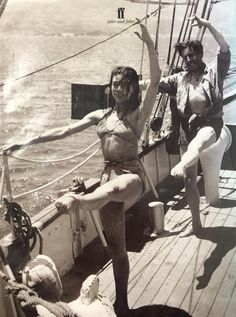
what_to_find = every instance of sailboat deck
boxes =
[96,169,236,317]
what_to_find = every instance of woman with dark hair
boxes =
[2,22,160,316]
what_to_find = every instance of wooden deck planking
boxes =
[153,209,220,306]
[165,207,224,309]
[101,204,189,303]
[99,198,189,299]
[127,206,195,307]
[179,206,235,314]
[224,282,236,317]
[97,169,236,316]
[188,217,236,316]
[208,226,236,317]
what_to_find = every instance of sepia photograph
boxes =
[0,0,236,316]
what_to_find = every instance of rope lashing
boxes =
[0,270,75,317]
[13,146,101,200]
[9,139,100,164]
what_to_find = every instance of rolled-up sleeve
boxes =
[217,48,231,81]
[158,73,178,96]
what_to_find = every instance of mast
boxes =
[166,0,177,65]
[196,0,209,40]
[199,0,214,41]
[0,0,8,18]
[154,0,162,50]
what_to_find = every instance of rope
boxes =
[3,198,44,255]
[13,147,101,200]
[9,139,100,163]
[0,5,173,88]
[196,0,209,40]
[0,6,162,88]
[154,0,162,51]
[139,0,150,76]
[199,1,214,42]
[167,0,177,65]
[152,0,193,121]
[0,270,75,317]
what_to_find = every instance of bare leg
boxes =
[80,174,142,210]
[99,202,129,316]
[56,174,143,214]
[180,163,202,238]
[171,126,217,178]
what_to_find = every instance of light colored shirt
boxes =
[158,48,231,118]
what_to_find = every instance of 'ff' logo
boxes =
[117,7,125,19]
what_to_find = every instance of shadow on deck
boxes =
[62,170,236,317]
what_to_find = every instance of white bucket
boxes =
[148,201,165,235]
[200,125,232,205]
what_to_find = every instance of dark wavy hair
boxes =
[175,40,203,58]
[107,66,140,113]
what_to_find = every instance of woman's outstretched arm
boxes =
[1,110,103,153]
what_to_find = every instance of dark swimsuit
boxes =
[179,87,223,144]
[179,115,223,144]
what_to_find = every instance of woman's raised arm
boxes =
[135,22,161,125]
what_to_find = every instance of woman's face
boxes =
[111,74,131,103]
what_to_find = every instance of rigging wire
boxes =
[199,1,214,42]
[0,23,137,87]
[177,0,198,68]
[196,0,210,40]
[167,0,177,65]
[139,0,150,77]
[152,0,193,120]
[8,139,100,163]
[0,5,170,88]
[12,147,101,200]
[154,0,162,51]
[168,0,194,71]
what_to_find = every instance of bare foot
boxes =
[171,162,186,178]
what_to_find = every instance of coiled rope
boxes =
[0,270,75,317]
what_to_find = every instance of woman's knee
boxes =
[184,174,197,190]
[104,227,126,254]
[106,176,141,201]
[189,128,216,153]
